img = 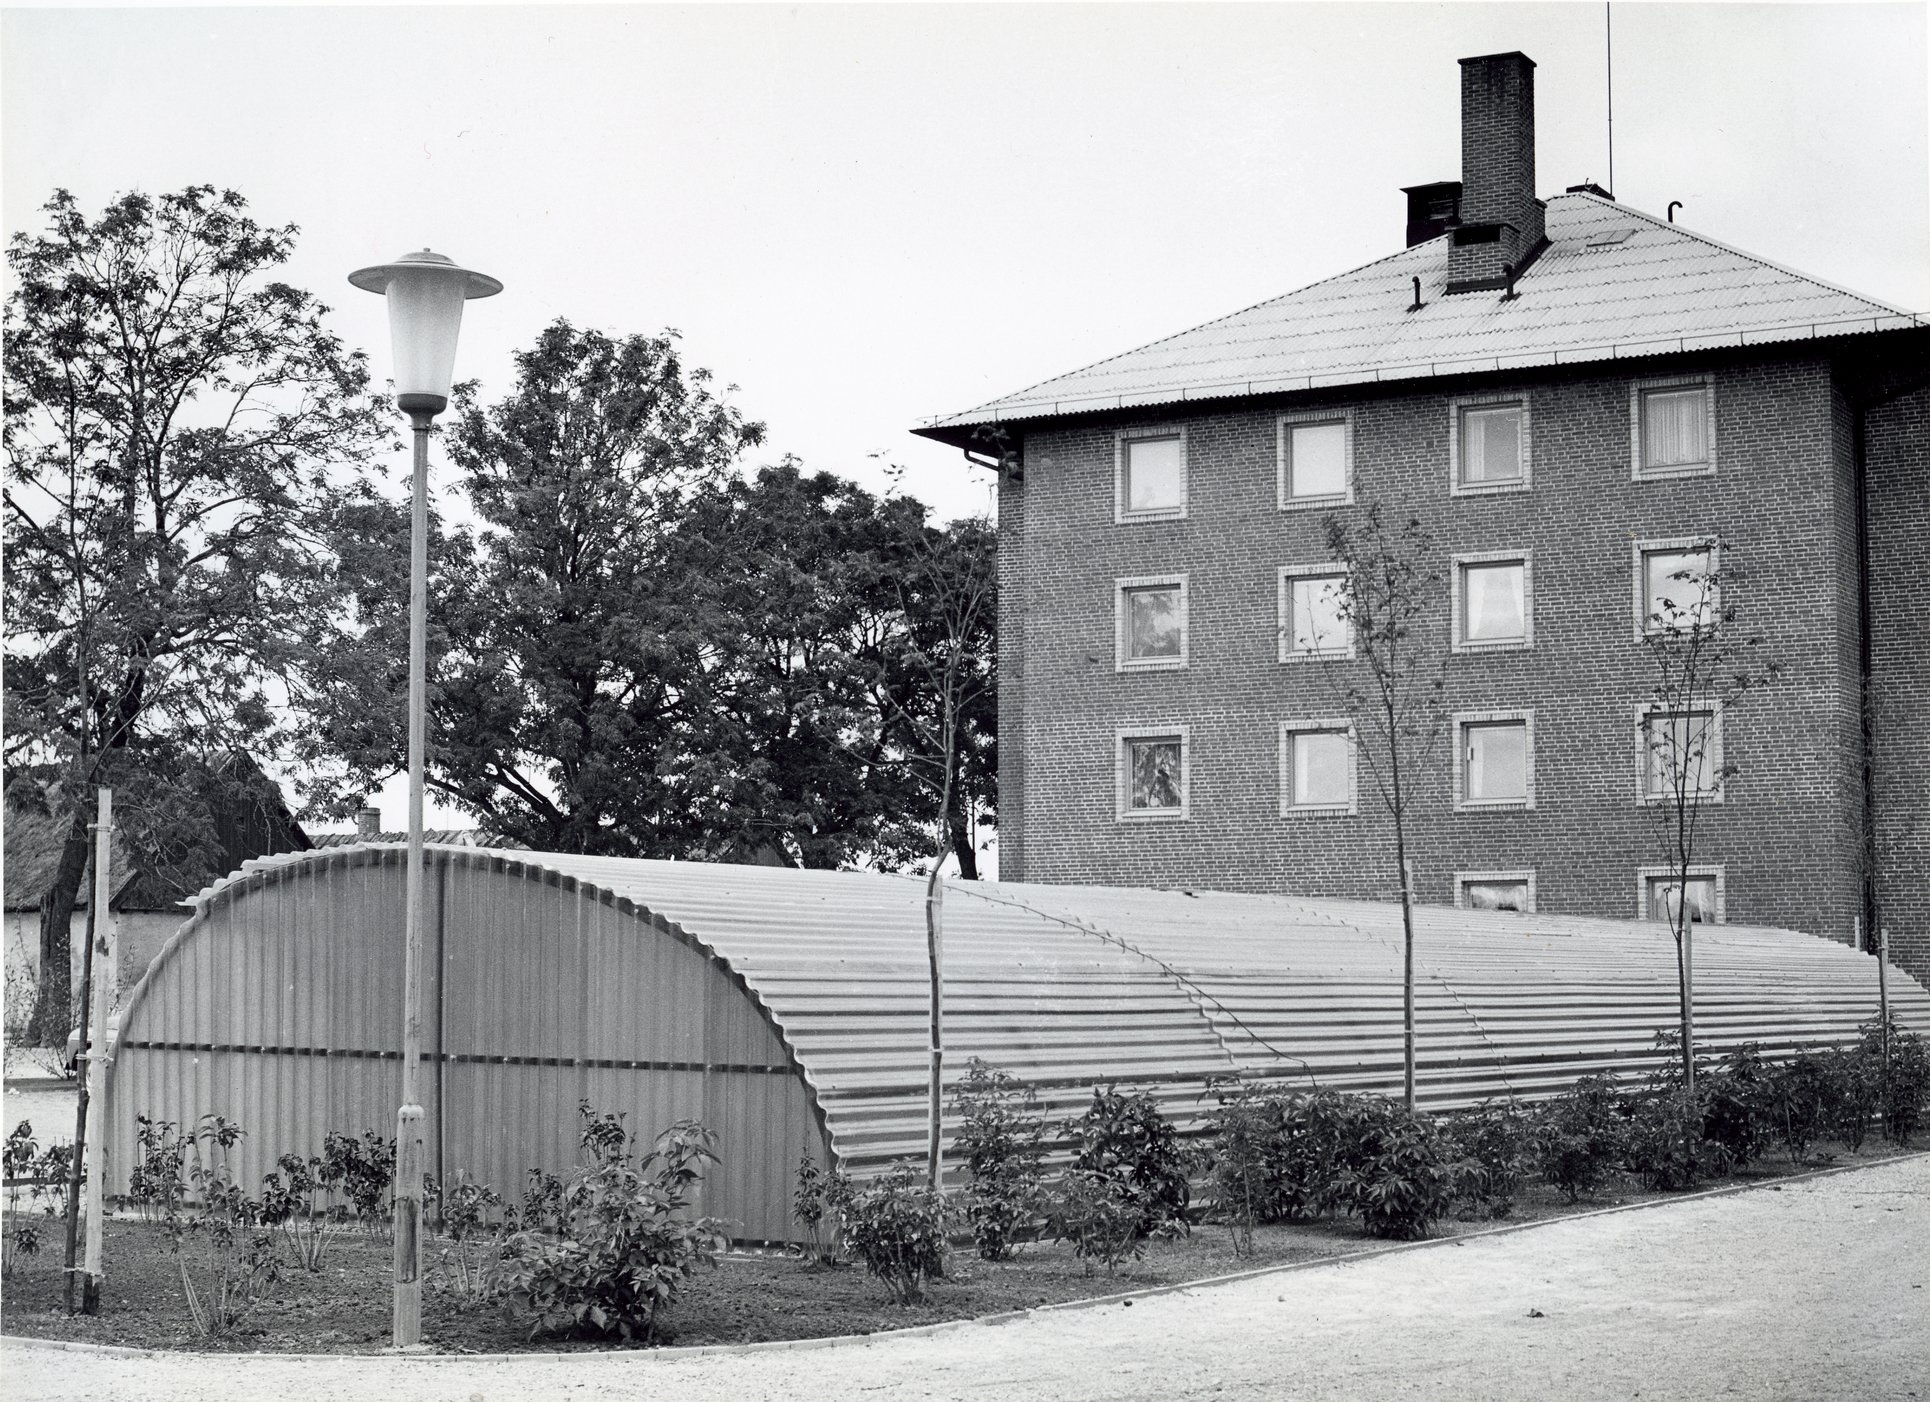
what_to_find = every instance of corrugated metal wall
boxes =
[108,846,1930,1242]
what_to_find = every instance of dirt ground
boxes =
[5,1153,1925,1402]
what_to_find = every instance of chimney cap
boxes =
[1459,50,1536,68]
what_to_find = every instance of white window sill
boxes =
[1637,791,1725,807]
[1455,797,1536,813]
[1118,808,1188,823]
[1281,492,1353,513]
[1117,658,1188,674]
[1452,637,1532,655]
[1116,508,1188,525]
[1281,648,1355,664]
[1450,477,1531,498]
[1281,803,1357,819]
[1633,460,1716,482]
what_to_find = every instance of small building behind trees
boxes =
[106,844,1930,1244]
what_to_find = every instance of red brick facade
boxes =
[994,346,1930,984]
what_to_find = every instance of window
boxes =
[1639,866,1725,925]
[1450,395,1531,495]
[1631,375,1715,479]
[1456,870,1537,913]
[1638,706,1724,803]
[1633,538,1719,637]
[1115,575,1188,671]
[1115,428,1187,522]
[1278,411,1353,509]
[1279,721,1356,816]
[1278,565,1352,660]
[1452,552,1533,652]
[1117,727,1189,820]
[1455,710,1535,810]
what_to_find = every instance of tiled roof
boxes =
[308,829,514,849]
[914,193,1925,443]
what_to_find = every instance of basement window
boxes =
[1456,870,1537,913]
[1639,867,1725,925]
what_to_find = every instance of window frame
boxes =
[1448,392,1533,497]
[1114,574,1190,673]
[1114,426,1189,524]
[1636,864,1727,925]
[1631,536,1721,641]
[1115,724,1191,822]
[1453,708,1537,812]
[1451,549,1535,653]
[1277,409,1355,511]
[1454,869,1538,914]
[1278,719,1358,818]
[1630,373,1717,481]
[1634,702,1726,806]
[1277,563,1355,662]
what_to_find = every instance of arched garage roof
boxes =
[122,845,1930,1180]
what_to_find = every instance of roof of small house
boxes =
[913,192,1926,446]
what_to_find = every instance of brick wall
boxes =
[1866,382,1930,985]
[998,468,1028,880]
[1005,351,1880,957]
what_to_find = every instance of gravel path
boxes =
[6,1155,1928,1402]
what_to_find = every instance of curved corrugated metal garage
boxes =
[107,844,1930,1244]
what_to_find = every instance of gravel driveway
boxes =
[6,1155,1927,1402]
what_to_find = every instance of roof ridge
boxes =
[1558,190,1914,318]
[933,237,1441,426]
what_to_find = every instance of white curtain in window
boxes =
[1292,731,1349,806]
[1643,387,1706,468]
[1462,405,1522,482]
[1464,562,1525,640]
[1466,722,1527,801]
[1290,422,1347,498]
[1464,881,1527,912]
[1126,438,1185,512]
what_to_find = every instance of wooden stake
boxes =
[62,787,110,1314]
[81,788,113,1312]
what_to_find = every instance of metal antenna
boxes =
[1606,2,1616,196]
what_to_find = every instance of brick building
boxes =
[913,51,1930,984]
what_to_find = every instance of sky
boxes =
[5,0,1927,835]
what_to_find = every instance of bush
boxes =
[1332,1098,1454,1241]
[1866,1019,1930,1147]
[496,1103,730,1342]
[1700,1044,1776,1169]
[3,1122,69,1276]
[258,1151,348,1271]
[129,1115,187,1221]
[1537,1074,1627,1202]
[1440,1099,1538,1220]
[1068,1085,1190,1237]
[320,1129,395,1239]
[1045,1168,1145,1276]
[791,1150,841,1265]
[953,1060,1048,1261]
[1767,1050,1838,1163]
[1623,1093,1731,1191]
[435,1170,508,1304]
[165,1115,283,1338]
[1203,1079,1273,1256]
[833,1163,949,1303]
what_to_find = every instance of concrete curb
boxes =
[4,1149,1922,1366]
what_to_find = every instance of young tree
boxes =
[1636,544,1780,1112]
[1313,505,1447,1111]
[3,186,389,1042]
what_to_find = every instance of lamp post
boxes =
[348,249,500,1348]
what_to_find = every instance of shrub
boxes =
[1333,1098,1454,1241]
[1203,1079,1273,1256]
[166,1116,283,1338]
[496,1104,730,1343]
[1768,1050,1838,1163]
[1537,1074,1627,1202]
[791,1150,844,1265]
[1867,1020,1930,1147]
[258,1151,347,1271]
[129,1115,187,1222]
[3,1122,69,1276]
[518,1166,566,1235]
[435,1170,507,1304]
[1440,1099,1538,1220]
[1622,1093,1730,1191]
[1068,1085,1189,1237]
[1700,1044,1776,1169]
[321,1129,395,1239]
[833,1162,949,1303]
[953,1060,1049,1261]
[1045,1168,1144,1276]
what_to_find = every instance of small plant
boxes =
[1867,1019,1930,1147]
[953,1060,1049,1261]
[129,1115,187,1222]
[1538,1074,1627,1202]
[258,1151,347,1272]
[1768,1050,1838,1163]
[792,1150,842,1266]
[321,1129,396,1239]
[1203,1079,1271,1257]
[1623,1093,1731,1191]
[3,1122,68,1275]
[1045,1167,1145,1276]
[519,1166,566,1235]
[496,1105,731,1342]
[1440,1099,1538,1220]
[1067,1085,1189,1237]
[435,1170,507,1304]
[834,1162,950,1303]
[166,1115,283,1338]
[1336,1098,1454,1240]
[1701,1043,1775,1169]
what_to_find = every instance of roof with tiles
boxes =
[913,192,1924,444]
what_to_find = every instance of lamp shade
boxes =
[348,250,502,413]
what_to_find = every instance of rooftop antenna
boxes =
[1606,2,1616,197]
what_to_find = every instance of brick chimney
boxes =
[355,804,382,840]
[1447,52,1546,293]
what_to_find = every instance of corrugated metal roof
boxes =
[914,193,1926,441]
[173,846,1930,1175]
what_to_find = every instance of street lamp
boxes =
[348,249,500,1348]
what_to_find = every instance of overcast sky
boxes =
[6,1,1926,833]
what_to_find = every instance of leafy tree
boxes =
[1315,505,1447,1111]
[1636,546,1780,1117]
[3,186,389,1041]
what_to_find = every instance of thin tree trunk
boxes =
[948,807,977,881]
[1388,700,1416,1113]
[29,810,93,1046]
